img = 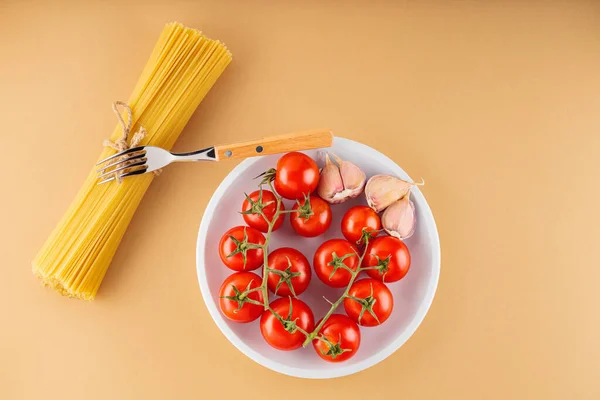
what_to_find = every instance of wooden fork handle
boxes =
[214,128,333,160]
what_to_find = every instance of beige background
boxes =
[1,0,599,398]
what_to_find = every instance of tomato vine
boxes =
[239,179,377,351]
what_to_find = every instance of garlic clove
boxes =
[318,153,367,204]
[365,175,422,212]
[332,154,366,198]
[317,154,344,202]
[382,192,416,239]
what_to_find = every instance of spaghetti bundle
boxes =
[33,23,231,300]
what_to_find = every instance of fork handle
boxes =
[214,128,333,160]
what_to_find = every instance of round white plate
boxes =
[196,137,440,379]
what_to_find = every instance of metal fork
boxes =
[96,128,333,184]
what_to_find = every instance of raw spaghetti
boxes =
[33,22,232,300]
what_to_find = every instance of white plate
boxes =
[196,137,440,379]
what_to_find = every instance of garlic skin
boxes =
[317,154,366,204]
[382,192,416,239]
[365,175,424,212]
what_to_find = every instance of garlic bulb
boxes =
[381,192,416,239]
[317,154,366,204]
[365,175,423,212]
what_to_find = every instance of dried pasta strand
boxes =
[33,23,232,300]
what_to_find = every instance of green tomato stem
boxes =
[278,209,298,214]
[251,180,371,349]
[301,245,368,347]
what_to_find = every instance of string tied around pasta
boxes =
[103,101,160,182]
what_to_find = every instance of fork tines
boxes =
[96,146,148,184]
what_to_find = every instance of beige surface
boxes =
[1,1,599,399]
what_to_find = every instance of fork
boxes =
[96,128,333,184]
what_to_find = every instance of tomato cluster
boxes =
[217,152,413,363]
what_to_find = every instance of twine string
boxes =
[103,101,160,183]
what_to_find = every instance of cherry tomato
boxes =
[219,226,266,271]
[273,152,319,200]
[267,248,311,297]
[313,239,360,288]
[312,314,361,362]
[290,195,332,237]
[341,205,381,245]
[260,297,315,351]
[363,236,411,282]
[241,189,285,233]
[344,278,393,327]
[219,272,265,323]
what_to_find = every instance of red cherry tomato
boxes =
[219,272,265,323]
[290,195,332,237]
[341,205,381,245]
[260,297,315,351]
[219,226,266,271]
[267,248,311,297]
[241,190,285,233]
[363,236,411,282]
[312,314,361,362]
[344,278,393,327]
[313,239,360,288]
[273,152,319,200]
